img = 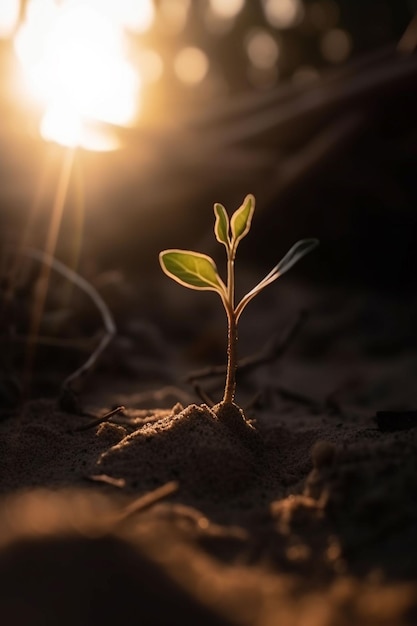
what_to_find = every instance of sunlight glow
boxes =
[41,100,121,151]
[14,0,143,150]
[137,48,164,84]
[159,0,190,35]
[88,0,155,33]
[0,0,19,38]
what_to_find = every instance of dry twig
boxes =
[23,248,116,393]
[192,383,215,407]
[186,310,307,384]
[118,481,179,520]
[70,405,125,433]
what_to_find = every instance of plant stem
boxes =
[223,308,237,404]
[223,250,237,404]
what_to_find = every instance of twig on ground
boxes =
[398,12,417,54]
[325,390,346,417]
[192,383,215,407]
[5,334,95,351]
[70,405,125,433]
[23,248,116,394]
[276,385,321,411]
[244,391,263,411]
[186,361,226,383]
[186,310,308,383]
[87,474,126,488]
[113,481,179,523]
[80,480,179,524]
[107,386,195,409]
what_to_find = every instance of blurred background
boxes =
[1,0,417,402]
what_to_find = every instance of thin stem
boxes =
[223,249,237,404]
[223,308,237,404]
[227,249,235,311]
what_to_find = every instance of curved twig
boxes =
[23,247,116,392]
[70,405,125,433]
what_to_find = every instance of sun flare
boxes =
[14,0,149,150]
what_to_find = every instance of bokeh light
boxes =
[174,47,209,85]
[246,29,280,70]
[320,28,352,63]
[1,0,407,152]
[263,0,304,30]
[209,0,245,20]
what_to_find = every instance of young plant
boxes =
[159,194,318,408]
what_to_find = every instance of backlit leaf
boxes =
[235,238,319,320]
[159,249,226,293]
[230,194,255,248]
[214,203,230,247]
[260,239,319,283]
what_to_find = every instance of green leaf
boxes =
[159,250,226,293]
[214,203,230,247]
[230,194,255,248]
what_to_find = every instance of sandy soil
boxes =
[1,280,417,626]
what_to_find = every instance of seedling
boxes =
[159,194,318,408]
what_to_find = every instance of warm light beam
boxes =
[25,148,75,391]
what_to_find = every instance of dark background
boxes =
[1,0,417,400]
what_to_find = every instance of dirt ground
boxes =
[1,272,417,626]
[1,11,417,624]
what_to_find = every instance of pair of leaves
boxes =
[159,194,255,298]
[214,194,254,251]
[159,194,318,317]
